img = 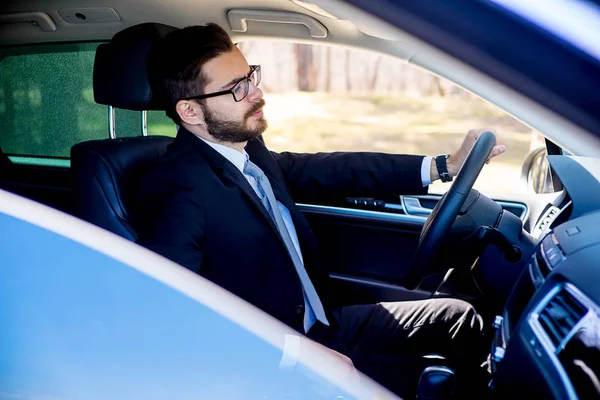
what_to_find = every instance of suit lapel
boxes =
[174,128,282,240]
[220,167,281,236]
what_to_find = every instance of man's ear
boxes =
[175,100,206,126]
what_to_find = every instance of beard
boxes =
[202,99,268,143]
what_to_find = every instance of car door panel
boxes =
[301,191,542,306]
[328,272,435,307]
[299,203,435,306]
[0,163,73,214]
[300,203,425,280]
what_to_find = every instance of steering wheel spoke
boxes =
[404,131,497,290]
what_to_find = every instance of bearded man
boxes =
[136,23,504,397]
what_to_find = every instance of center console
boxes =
[489,211,600,399]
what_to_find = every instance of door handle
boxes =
[401,196,432,216]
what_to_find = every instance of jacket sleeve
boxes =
[270,151,429,204]
[134,164,206,273]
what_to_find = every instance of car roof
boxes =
[0,0,409,53]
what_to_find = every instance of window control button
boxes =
[566,227,580,236]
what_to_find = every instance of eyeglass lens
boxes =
[233,66,261,102]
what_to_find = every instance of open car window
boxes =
[239,40,541,196]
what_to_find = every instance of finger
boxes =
[492,145,506,156]
[486,145,506,162]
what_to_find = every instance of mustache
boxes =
[244,99,266,119]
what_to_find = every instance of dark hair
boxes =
[147,23,234,123]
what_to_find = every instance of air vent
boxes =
[538,289,587,350]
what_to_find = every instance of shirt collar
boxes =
[196,136,248,173]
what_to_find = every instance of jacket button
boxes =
[295,304,304,314]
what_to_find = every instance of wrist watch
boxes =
[435,154,453,182]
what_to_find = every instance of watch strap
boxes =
[435,154,453,182]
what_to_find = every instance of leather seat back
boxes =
[71,136,172,240]
[71,23,178,239]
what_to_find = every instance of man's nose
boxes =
[246,82,263,102]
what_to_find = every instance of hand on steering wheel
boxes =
[403,131,497,290]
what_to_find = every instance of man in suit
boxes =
[136,23,505,396]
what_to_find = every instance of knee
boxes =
[441,299,482,331]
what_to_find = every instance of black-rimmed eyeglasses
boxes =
[184,65,261,103]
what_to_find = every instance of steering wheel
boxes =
[403,131,497,290]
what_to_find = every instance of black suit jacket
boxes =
[135,127,428,331]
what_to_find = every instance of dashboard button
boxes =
[493,315,504,329]
[529,336,544,358]
[493,347,506,363]
[566,226,580,236]
[542,234,564,268]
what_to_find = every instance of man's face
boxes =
[199,47,267,143]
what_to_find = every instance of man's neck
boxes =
[183,124,246,153]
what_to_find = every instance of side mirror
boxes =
[520,146,553,194]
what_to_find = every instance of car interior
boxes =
[1,1,600,399]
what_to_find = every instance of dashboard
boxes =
[491,156,600,399]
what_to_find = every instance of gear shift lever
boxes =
[417,366,456,400]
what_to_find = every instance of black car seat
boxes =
[71,23,177,240]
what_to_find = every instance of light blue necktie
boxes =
[243,159,329,331]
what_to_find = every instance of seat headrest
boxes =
[93,22,178,110]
